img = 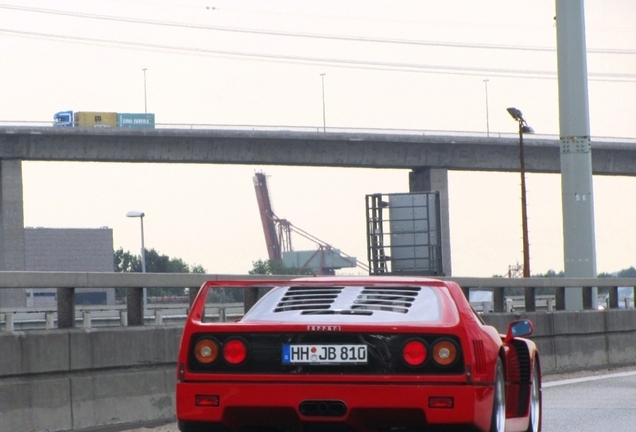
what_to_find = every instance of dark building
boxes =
[0,227,114,307]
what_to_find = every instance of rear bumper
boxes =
[177,381,494,432]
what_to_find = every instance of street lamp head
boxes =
[506,107,523,121]
[521,125,535,134]
[126,210,145,218]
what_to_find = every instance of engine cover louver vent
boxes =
[274,286,426,316]
[352,287,421,314]
[274,286,343,312]
[252,284,444,322]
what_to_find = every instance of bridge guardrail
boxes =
[1,122,635,143]
[0,302,245,332]
[4,296,635,332]
[0,272,634,332]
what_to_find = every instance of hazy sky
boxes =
[1,0,635,277]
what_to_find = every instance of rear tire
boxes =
[526,360,541,432]
[489,358,506,432]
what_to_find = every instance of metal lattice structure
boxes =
[366,192,443,276]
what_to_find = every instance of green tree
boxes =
[245,259,314,303]
[114,248,140,272]
[113,247,206,299]
[249,259,314,276]
[535,269,565,278]
[616,267,636,278]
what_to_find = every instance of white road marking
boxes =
[543,370,636,388]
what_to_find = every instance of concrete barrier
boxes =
[2,310,636,432]
[0,326,181,432]
[481,309,636,374]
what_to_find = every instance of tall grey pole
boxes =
[483,79,490,137]
[320,73,326,132]
[556,0,597,309]
[142,68,148,114]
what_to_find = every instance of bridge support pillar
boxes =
[57,287,75,328]
[127,288,144,326]
[244,288,259,314]
[409,167,452,276]
[0,160,26,308]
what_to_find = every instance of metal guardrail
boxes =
[0,272,291,331]
[472,295,635,313]
[449,276,636,313]
[5,295,632,331]
[0,303,244,332]
[0,272,635,332]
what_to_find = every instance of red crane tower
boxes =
[252,172,292,261]
[252,172,368,275]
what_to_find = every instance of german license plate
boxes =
[282,344,368,364]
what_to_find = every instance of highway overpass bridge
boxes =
[1,126,635,286]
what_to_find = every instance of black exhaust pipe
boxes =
[299,400,347,417]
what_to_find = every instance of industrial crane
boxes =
[252,172,368,275]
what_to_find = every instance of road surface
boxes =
[110,365,636,432]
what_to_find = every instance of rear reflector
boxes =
[196,395,220,407]
[429,397,454,409]
[178,362,185,382]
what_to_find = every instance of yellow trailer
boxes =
[73,112,117,128]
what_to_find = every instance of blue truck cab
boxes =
[53,111,74,127]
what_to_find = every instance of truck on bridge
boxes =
[53,111,155,129]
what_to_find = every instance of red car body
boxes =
[176,277,541,432]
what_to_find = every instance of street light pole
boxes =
[506,107,534,278]
[483,79,490,136]
[142,68,148,114]
[320,73,326,132]
[126,210,147,309]
[518,123,530,278]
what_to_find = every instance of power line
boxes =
[2,28,634,83]
[1,3,635,55]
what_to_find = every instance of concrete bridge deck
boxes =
[1,126,636,281]
[2,126,636,174]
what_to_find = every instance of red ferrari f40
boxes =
[176,277,541,432]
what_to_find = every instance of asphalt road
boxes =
[113,367,636,432]
[542,370,636,432]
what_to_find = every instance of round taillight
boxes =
[403,340,427,366]
[432,339,459,366]
[194,339,219,364]
[223,339,248,365]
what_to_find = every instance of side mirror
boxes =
[505,319,533,342]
